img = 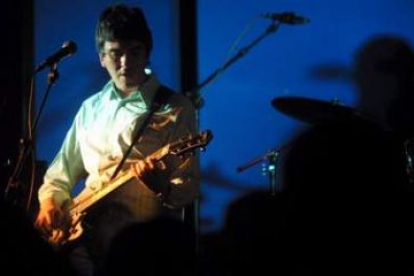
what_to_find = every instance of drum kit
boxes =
[271,96,382,126]
[236,95,394,192]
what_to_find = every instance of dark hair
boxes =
[95,4,153,56]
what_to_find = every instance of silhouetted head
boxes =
[353,36,414,136]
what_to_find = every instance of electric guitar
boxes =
[45,129,213,246]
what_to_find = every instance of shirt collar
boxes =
[138,74,161,108]
[106,74,161,109]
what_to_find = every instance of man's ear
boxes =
[99,53,106,68]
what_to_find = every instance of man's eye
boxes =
[109,50,123,58]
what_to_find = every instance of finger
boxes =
[34,217,42,229]
[132,161,144,177]
[146,158,155,170]
[139,159,150,173]
[49,229,63,245]
[35,215,51,232]
[36,221,53,238]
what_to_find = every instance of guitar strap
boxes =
[110,86,174,180]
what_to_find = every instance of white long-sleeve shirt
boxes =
[38,74,199,214]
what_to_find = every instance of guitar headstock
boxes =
[169,130,213,157]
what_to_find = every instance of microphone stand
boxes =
[187,20,281,109]
[4,63,59,211]
[237,149,279,195]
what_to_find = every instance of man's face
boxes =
[99,40,148,93]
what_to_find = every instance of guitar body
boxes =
[48,211,85,246]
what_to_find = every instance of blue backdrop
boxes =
[35,0,414,233]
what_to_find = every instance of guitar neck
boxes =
[68,144,171,216]
[66,129,213,218]
[69,169,134,216]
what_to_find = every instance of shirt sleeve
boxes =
[38,110,86,207]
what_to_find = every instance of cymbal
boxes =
[271,96,372,125]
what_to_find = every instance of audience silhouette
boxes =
[99,216,197,276]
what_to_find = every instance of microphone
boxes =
[261,12,310,25]
[35,41,77,72]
